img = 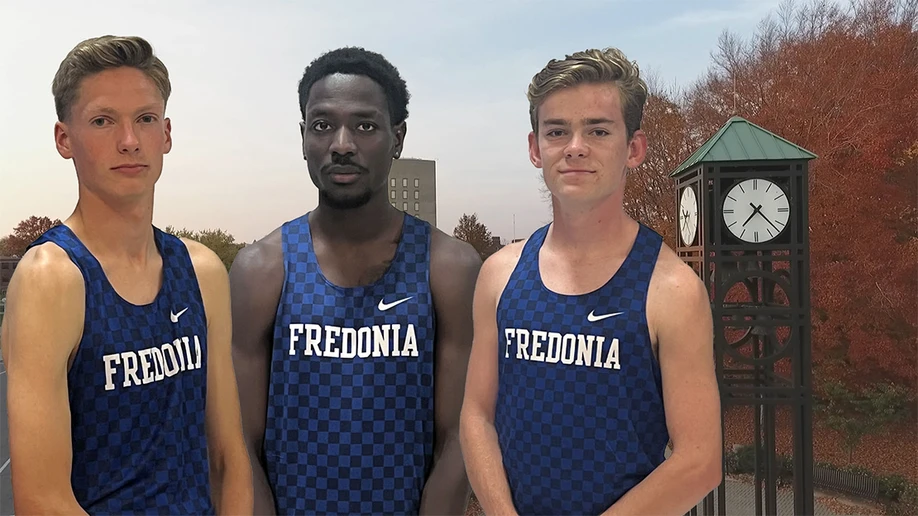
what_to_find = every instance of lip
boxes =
[112,164,147,174]
[559,169,595,174]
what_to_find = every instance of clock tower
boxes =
[671,116,817,516]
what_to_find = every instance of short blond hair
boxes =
[527,47,648,140]
[52,35,171,121]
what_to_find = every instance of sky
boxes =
[0,0,810,244]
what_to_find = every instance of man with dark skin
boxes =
[229,47,480,515]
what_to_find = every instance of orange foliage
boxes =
[637,0,917,387]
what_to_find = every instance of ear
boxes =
[163,117,173,154]
[54,121,73,160]
[528,131,542,168]
[299,121,307,160]
[625,129,648,169]
[392,121,407,159]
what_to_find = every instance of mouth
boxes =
[111,164,148,174]
[559,169,595,175]
[325,165,365,185]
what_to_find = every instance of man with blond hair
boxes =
[460,47,723,515]
[0,35,252,514]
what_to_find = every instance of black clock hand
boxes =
[758,211,782,233]
[742,203,760,227]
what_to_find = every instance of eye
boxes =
[91,118,109,127]
[592,129,610,137]
[357,122,376,132]
[139,115,157,123]
[546,129,565,137]
[311,121,330,132]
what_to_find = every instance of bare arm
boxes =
[602,253,722,516]
[459,244,522,516]
[419,233,481,516]
[2,244,89,515]
[186,240,254,515]
[228,232,284,516]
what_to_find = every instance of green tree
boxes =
[453,213,500,260]
[164,226,246,271]
[817,381,911,464]
[0,216,63,257]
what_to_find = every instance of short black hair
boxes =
[297,47,410,126]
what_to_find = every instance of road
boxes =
[1,357,12,515]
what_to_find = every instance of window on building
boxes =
[402,178,408,187]
[402,190,408,199]
[414,178,419,187]
[390,178,396,187]
[390,190,395,199]
[402,202,408,211]
[413,190,419,200]
[414,202,420,212]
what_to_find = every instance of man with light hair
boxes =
[460,47,723,515]
[0,35,252,514]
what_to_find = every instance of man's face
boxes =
[301,73,405,210]
[54,66,171,203]
[528,82,646,206]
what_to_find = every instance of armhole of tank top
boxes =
[495,230,541,314]
[45,240,93,376]
[644,236,665,368]
[271,224,292,330]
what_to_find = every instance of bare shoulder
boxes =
[228,227,283,286]
[2,242,85,358]
[477,238,526,295]
[181,238,228,283]
[649,243,709,306]
[430,229,482,275]
[8,242,84,302]
[647,242,712,341]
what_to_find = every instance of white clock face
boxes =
[679,186,698,246]
[722,178,790,243]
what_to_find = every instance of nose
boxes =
[118,122,141,154]
[329,126,357,156]
[565,133,589,159]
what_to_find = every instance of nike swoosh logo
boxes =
[170,307,189,323]
[378,296,413,311]
[587,310,623,322]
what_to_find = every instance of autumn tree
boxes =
[164,226,246,271]
[624,75,699,247]
[0,216,63,257]
[453,213,500,260]
[680,0,918,386]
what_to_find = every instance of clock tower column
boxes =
[671,116,817,516]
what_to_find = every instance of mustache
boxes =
[322,155,369,174]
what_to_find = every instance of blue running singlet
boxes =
[265,212,437,515]
[494,223,669,515]
[28,225,213,515]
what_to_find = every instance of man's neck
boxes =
[66,188,158,264]
[310,194,402,244]
[545,193,638,260]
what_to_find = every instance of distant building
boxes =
[388,158,436,228]
[490,236,503,250]
[1,257,20,295]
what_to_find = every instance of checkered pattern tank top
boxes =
[494,222,669,515]
[28,225,213,515]
[265,212,436,515]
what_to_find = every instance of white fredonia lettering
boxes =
[102,335,204,391]
[287,323,419,359]
[504,328,621,370]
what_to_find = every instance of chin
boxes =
[319,189,374,210]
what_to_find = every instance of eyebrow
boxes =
[542,117,617,126]
[89,104,161,116]
[306,108,384,119]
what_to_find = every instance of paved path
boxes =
[1,357,12,516]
